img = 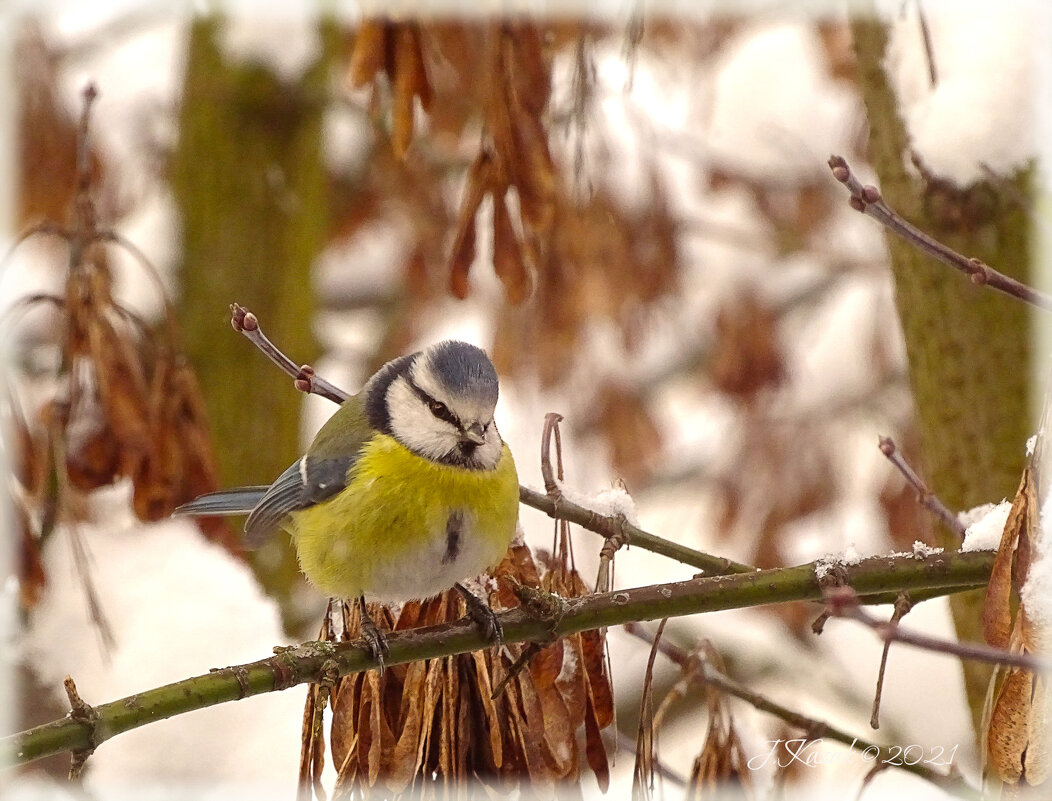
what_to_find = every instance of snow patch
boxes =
[814,545,863,580]
[886,3,1037,185]
[555,480,640,527]
[960,501,1011,552]
[912,541,944,559]
[1021,492,1052,626]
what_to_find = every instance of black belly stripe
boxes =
[443,511,463,564]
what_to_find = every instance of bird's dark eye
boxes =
[428,398,453,422]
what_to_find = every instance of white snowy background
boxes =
[1,1,1049,799]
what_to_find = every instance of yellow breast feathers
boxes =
[289,434,519,602]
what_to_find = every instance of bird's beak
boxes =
[461,422,486,446]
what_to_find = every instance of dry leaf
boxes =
[348,20,389,88]
[988,639,1034,782]
[492,190,530,304]
[447,151,494,299]
[709,293,786,401]
[984,466,1034,649]
[391,26,420,160]
[18,504,47,610]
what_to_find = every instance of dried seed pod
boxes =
[132,354,182,521]
[348,20,389,88]
[319,540,612,796]
[402,25,432,112]
[502,23,550,117]
[684,648,754,797]
[492,190,531,304]
[709,293,786,401]
[506,107,555,235]
[86,311,150,474]
[391,26,420,160]
[17,502,47,610]
[61,372,122,492]
[447,151,494,299]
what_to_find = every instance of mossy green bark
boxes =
[851,17,1031,737]
[170,18,335,635]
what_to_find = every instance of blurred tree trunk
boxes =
[170,17,335,635]
[851,16,1032,738]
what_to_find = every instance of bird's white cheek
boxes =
[387,381,458,460]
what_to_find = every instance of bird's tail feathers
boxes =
[173,487,268,517]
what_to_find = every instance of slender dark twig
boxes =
[539,412,563,494]
[915,0,938,87]
[870,592,913,729]
[622,622,969,794]
[878,436,965,538]
[828,155,1052,311]
[824,587,1052,673]
[633,617,667,799]
[229,303,349,404]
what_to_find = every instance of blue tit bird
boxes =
[175,340,519,664]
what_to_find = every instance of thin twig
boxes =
[878,435,965,538]
[824,587,1052,673]
[616,730,686,788]
[870,592,913,729]
[622,622,969,795]
[229,303,349,404]
[542,413,627,593]
[828,155,1052,311]
[633,618,667,801]
[539,412,563,494]
[914,0,938,87]
[521,485,753,577]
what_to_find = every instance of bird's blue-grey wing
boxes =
[243,455,357,547]
[174,486,269,516]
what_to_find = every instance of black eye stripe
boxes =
[407,379,462,429]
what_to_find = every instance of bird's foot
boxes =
[357,596,390,674]
[454,582,503,644]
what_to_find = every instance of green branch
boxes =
[3,549,994,768]
[518,485,755,575]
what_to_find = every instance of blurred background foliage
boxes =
[6,6,1033,794]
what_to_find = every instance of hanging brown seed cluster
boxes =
[14,249,237,574]
[298,542,614,799]
[447,22,555,306]
[683,674,754,798]
[8,84,237,615]
[347,20,433,161]
[333,22,684,396]
[580,380,662,490]
[708,292,786,402]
